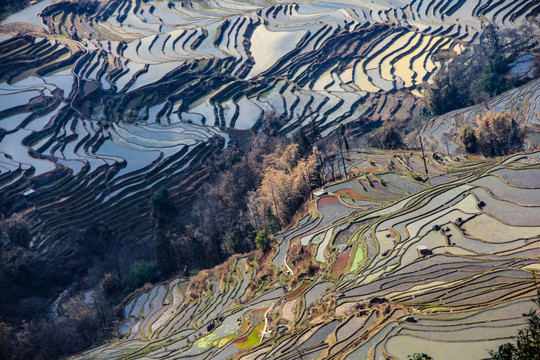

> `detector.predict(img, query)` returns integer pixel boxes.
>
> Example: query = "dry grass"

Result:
[308,293,338,321]
[287,242,320,289]
[244,246,278,300]
[186,257,235,301]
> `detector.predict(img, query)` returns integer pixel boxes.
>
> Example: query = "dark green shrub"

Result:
[481,54,511,96]
[150,188,176,226]
[460,125,478,153]
[123,261,159,292]
[425,75,467,116]
[254,229,269,251]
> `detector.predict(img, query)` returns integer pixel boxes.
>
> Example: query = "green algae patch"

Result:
[232,322,265,350]
[217,335,235,348]
[349,243,366,272]
[422,306,447,313]
[194,333,217,349]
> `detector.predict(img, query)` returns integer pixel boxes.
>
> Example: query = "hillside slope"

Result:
[76,148,540,360]
[405,77,540,155]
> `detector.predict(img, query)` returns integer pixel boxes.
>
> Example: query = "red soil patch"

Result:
[250,308,268,325]
[332,248,352,278]
[356,168,378,173]
[251,307,269,315]
[285,281,312,300]
[355,163,378,172]
[318,196,340,207]
[334,188,364,200]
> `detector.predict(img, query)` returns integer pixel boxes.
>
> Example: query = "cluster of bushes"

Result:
[247,142,322,228]
[99,261,160,300]
[460,109,524,157]
[377,124,405,150]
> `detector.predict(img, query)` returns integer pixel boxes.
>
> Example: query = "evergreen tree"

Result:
[481,54,510,96]
[264,207,281,233]
[460,125,478,153]
[294,127,312,157]
[310,118,321,142]
[254,229,270,251]
[150,188,177,227]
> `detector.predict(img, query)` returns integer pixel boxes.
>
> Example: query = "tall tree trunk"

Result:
[270,183,282,226]
[418,135,429,175]
[337,134,348,178]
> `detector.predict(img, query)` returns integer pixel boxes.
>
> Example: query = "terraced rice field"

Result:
[74,149,540,359]
[406,77,540,155]
[1,0,538,253]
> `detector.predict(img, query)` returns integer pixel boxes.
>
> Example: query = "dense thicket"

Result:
[475,110,524,157]
[460,109,524,157]
[152,133,323,278]
[248,142,322,227]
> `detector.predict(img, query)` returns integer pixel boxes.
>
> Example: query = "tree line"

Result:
[149,130,325,280]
